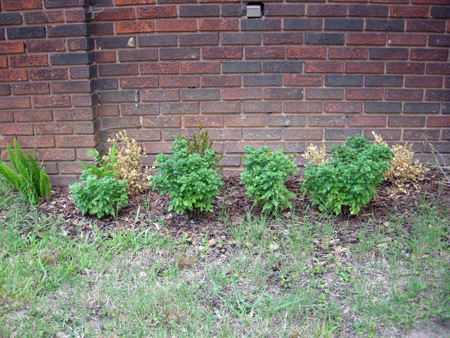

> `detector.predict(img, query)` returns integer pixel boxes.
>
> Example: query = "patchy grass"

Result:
[1,176,450,337]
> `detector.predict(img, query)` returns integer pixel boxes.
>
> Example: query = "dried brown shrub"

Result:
[302,143,328,165]
[107,130,149,196]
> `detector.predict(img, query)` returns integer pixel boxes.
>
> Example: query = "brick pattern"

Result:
[0,0,449,182]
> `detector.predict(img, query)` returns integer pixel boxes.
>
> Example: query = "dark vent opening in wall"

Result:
[247,2,264,18]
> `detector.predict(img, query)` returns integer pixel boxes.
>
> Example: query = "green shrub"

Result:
[241,146,298,214]
[0,138,51,205]
[152,138,222,214]
[69,147,128,219]
[301,135,393,215]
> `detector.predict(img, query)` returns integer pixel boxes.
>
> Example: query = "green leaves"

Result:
[78,145,117,178]
[241,146,298,215]
[152,139,223,215]
[301,135,393,215]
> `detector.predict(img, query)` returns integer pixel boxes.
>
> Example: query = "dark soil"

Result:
[36,168,450,249]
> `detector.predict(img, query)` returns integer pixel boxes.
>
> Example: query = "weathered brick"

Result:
[99,117,140,130]
[324,102,363,113]
[244,129,282,140]
[140,62,178,74]
[285,74,323,86]
[363,129,401,141]
[137,6,177,19]
[366,19,404,31]
[156,19,197,32]
[268,115,305,127]
[199,18,239,31]
[202,47,242,59]
[225,141,264,154]
[405,76,443,88]
[121,103,159,116]
[222,4,243,17]
[185,116,223,128]
[160,48,200,60]
[222,88,261,100]
[263,61,302,74]
[243,101,282,113]
[204,129,242,141]
[325,128,361,140]
[267,142,305,153]
[92,23,114,36]
[284,19,322,30]
[3,0,42,10]
[325,75,363,86]
[241,19,281,31]
[52,81,91,93]
[245,47,285,59]
[325,19,364,31]
[97,36,136,49]
[427,63,450,75]
[348,116,386,127]
[0,13,23,25]
[389,116,426,127]
[387,33,427,46]
[37,149,75,162]
[181,88,220,101]
[429,34,450,47]
[161,102,198,115]
[266,4,305,16]
[411,49,448,61]
[29,68,67,81]
[365,75,404,87]
[305,33,345,45]
[263,32,304,45]
[35,122,72,135]
[94,51,116,63]
[387,62,425,74]
[347,33,386,45]
[201,75,241,87]
[97,105,119,117]
[0,57,7,68]
[14,110,52,122]
[287,47,326,59]
[120,77,158,89]
[244,75,282,87]
[285,128,323,140]
[33,96,71,108]
[7,26,45,40]
[100,91,138,103]
[346,89,384,100]
[284,102,323,113]
[95,8,135,21]
[0,84,10,96]
[264,88,303,100]
[180,33,219,46]
[50,53,93,66]
[407,20,445,32]
[307,4,347,17]
[305,61,344,73]
[385,89,423,101]
[369,48,408,60]
[200,101,241,114]
[67,38,94,51]
[365,102,402,113]
[160,75,199,88]
[55,135,99,148]
[425,90,450,101]
[44,0,89,8]
[138,34,177,47]
[141,89,180,102]
[329,47,367,59]
[27,40,65,53]
[0,69,28,82]
[348,4,388,17]
[118,49,157,62]
[427,116,450,127]
[431,6,450,18]
[142,116,180,128]
[391,6,429,17]
[116,0,155,5]
[308,115,346,127]
[99,64,138,76]
[0,122,33,135]
[306,88,344,100]
[404,129,440,141]
[48,24,90,37]
[346,62,384,74]
[54,108,93,121]
[73,93,95,108]
[180,62,220,74]
[17,136,55,148]
[144,142,172,154]
[180,4,220,17]
[115,21,154,34]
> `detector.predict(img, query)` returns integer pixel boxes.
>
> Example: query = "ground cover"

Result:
[1,167,450,337]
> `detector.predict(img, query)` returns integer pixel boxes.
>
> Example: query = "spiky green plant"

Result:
[0,138,51,204]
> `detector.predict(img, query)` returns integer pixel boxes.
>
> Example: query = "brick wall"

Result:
[0,0,449,185]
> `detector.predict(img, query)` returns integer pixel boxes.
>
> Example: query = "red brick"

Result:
[0,57,7,68]
[347,33,386,45]
[324,102,363,113]
[73,95,93,108]
[201,75,241,87]
[52,81,91,94]
[116,0,155,5]
[156,19,197,32]
[427,63,450,75]
[160,75,199,88]
[38,149,76,161]
[387,33,427,46]
[97,105,119,117]
[55,135,99,148]
[243,129,281,141]
[24,10,63,24]
[180,62,220,74]
[405,76,443,88]
[29,68,67,80]
[199,129,241,141]
[390,6,429,17]
[348,115,386,127]
[284,129,323,140]
[144,142,172,154]
[57,162,82,175]
[35,122,72,135]
[200,101,241,114]
[140,62,178,74]
[27,40,65,53]
[0,123,33,135]
[243,101,282,113]
[199,19,239,31]
[115,21,154,34]
[2,0,41,10]
[33,96,71,108]
[9,55,47,68]
[307,115,346,127]
[73,121,94,134]
[141,89,180,102]
[96,8,135,21]
[387,62,425,74]
[363,129,401,141]
[284,102,322,113]
[245,47,285,59]
[346,62,384,73]
[427,116,450,127]
[225,142,264,154]
[411,49,448,61]
[54,108,93,121]
[329,47,367,59]
[202,47,243,59]
[142,116,181,128]
[185,116,223,128]
[16,136,55,148]
[287,47,326,59]
[222,88,262,100]
[0,97,31,109]
[388,116,426,127]
[137,6,176,19]
[0,42,25,55]
[11,83,49,95]
[120,77,158,89]
[305,61,344,73]
[385,89,423,100]
[407,20,445,32]
[346,89,384,100]
[94,51,116,63]
[412,0,449,3]
[0,112,13,123]
[225,116,266,127]
[307,4,347,17]
[285,74,323,86]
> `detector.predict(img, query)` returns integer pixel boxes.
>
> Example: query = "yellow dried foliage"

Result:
[107,130,149,196]
[303,143,328,165]
[373,132,428,194]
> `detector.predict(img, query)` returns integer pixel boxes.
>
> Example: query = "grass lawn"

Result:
[1,171,450,338]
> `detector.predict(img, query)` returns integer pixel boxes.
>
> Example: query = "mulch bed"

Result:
[36,168,450,248]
